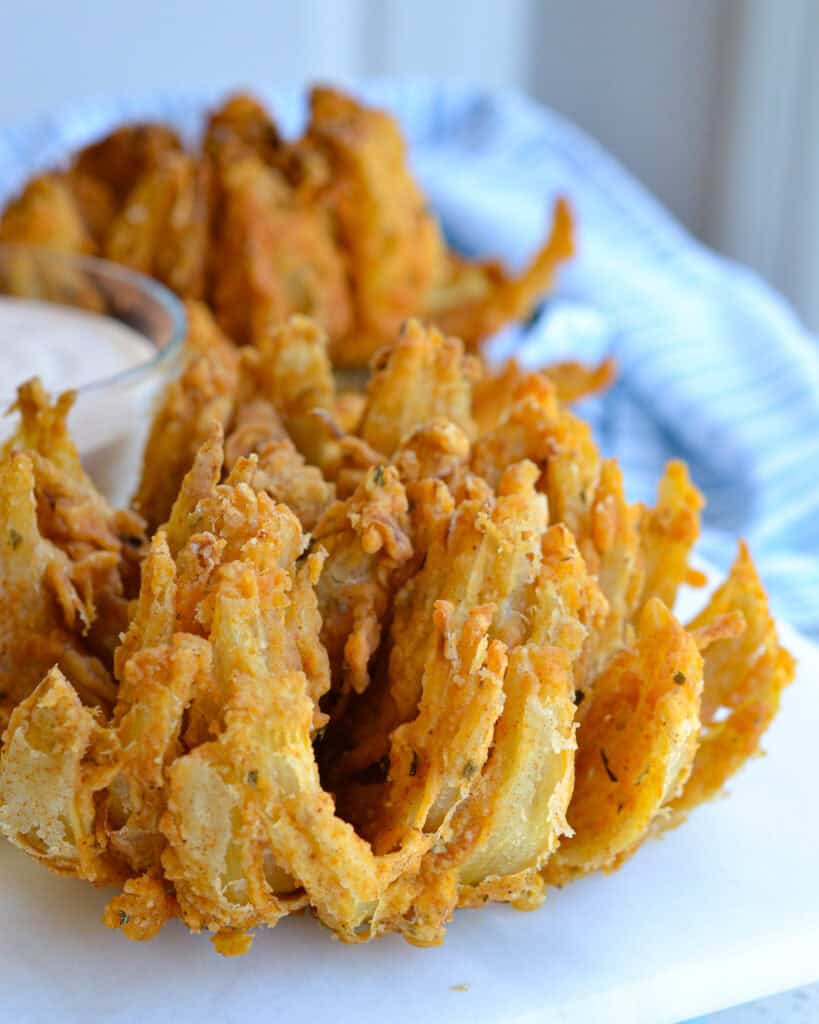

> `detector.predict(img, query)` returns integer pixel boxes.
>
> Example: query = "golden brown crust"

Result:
[303,86,446,366]
[71,123,184,201]
[106,153,211,299]
[473,357,616,435]
[0,175,103,308]
[0,382,145,718]
[103,875,179,942]
[312,464,412,703]
[424,196,574,348]
[638,460,704,613]
[0,667,122,882]
[547,599,703,883]
[359,319,479,457]
[203,93,283,167]
[0,88,575,367]
[543,357,617,405]
[132,303,240,531]
[208,154,352,346]
[241,314,337,463]
[0,95,795,952]
[664,543,794,826]
[0,174,93,253]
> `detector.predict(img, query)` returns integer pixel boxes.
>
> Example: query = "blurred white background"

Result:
[3,0,818,330]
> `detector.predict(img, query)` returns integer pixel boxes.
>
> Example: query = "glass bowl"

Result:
[0,244,186,504]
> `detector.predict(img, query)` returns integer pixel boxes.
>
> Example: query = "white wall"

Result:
[531,0,734,241]
[1,0,817,330]
[0,1,372,120]
[367,0,536,91]
[708,0,819,328]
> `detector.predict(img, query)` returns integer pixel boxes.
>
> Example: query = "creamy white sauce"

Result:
[0,296,154,394]
[0,296,166,504]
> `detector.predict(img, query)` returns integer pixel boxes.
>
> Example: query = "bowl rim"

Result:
[0,242,187,400]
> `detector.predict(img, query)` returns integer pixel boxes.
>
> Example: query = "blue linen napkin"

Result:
[2,80,818,635]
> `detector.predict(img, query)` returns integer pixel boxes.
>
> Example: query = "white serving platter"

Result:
[2,603,817,1024]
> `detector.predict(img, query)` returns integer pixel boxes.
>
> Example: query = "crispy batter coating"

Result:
[0,450,340,938]
[107,636,212,873]
[390,463,548,723]
[0,382,144,718]
[312,464,412,703]
[120,460,493,944]
[224,399,335,532]
[242,314,337,463]
[1,87,577,366]
[471,374,597,507]
[0,454,116,730]
[208,153,352,346]
[223,398,288,463]
[71,123,183,201]
[357,523,600,943]
[0,173,93,253]
[372,602,507,855]
[473,356,616,435]
[0,454,74,707]
[437,528,601,919]
[106,152,211,299]
[548,598,703,883]
[391,418,472,498]
[456,645,576,892]
[0,175,104,309]
[162,431,231,584]
[132,302,240,531]
[203,93,283,166]
[580,460,700,695]
[374,644,576,946]
[159,588,310,934]
[303,86,446,366]
[4,380,146,652]
[310,421,472,734]
[182,297,243,369]
[0,151,795,956]
[160,440,332,723]
[359,319,479,457]
[543,357,617,406]
[665,543,795,826]
[3,379,82,478]
[333,463,548,792]
[159,554,424,945]
[472,359,533,437]
[65,169,118,245]
[471,372,662,701]
[249,442,334,532]
[0,667,121,881]
[638,460,703,613]
[582,459,644,682]
[103,874,179,942]
[424,196,574,348]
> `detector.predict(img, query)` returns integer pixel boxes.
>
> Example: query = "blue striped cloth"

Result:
[2,81,818,636]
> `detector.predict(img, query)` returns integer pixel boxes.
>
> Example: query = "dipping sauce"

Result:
[0,295,173,504]
[0,296,155,392]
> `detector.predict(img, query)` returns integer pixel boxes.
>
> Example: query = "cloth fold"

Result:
[2,80,818,633]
